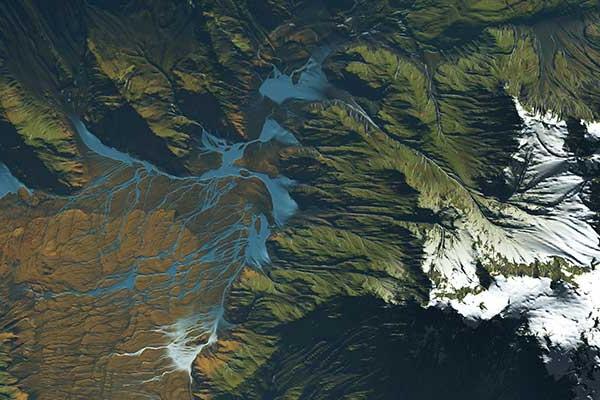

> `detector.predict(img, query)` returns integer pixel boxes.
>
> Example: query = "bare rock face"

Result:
[1,1,600,400]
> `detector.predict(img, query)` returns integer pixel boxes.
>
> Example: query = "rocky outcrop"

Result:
[191,4,600,399]
[0,1,599,399]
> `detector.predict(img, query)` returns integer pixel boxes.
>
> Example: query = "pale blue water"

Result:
[259,50,330,104]
[0,163,26,198]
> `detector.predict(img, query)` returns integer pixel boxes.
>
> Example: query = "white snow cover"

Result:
[424,99,598,296]
[422,224,479,292]
[441,272,600,352]
[440,270,600,380]
[584,121,600,140]
[425,98,600,375]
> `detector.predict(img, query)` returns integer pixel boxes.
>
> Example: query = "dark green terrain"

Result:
[0,1,599,399]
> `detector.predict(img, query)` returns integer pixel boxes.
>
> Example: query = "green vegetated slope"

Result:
[0,1,87,192]
[405,0,596,43]
[192,2,600,399]
[0,0,596,188]
[0,0,599,398]
[0,0,316,191]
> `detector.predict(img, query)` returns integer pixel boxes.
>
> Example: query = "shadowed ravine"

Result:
[0,61,324,399]
[1,7,600,397]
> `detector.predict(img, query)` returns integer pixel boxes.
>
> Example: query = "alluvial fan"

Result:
[0,116,297,398]
[1,1,600,400]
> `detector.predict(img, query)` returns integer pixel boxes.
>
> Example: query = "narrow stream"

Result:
[0,53,328,399]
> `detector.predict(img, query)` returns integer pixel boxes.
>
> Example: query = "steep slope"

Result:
[192,5,600,400]
[0,1,599,399]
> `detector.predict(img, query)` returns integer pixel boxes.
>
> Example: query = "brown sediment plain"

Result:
[0,154,272,399]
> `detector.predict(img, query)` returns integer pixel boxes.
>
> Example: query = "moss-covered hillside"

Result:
[0,1,599,399]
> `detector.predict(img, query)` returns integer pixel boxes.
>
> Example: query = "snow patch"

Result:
[426,99,598,293]
[440,270,600,378]
[583,120,600,140]
[425,98,600,378]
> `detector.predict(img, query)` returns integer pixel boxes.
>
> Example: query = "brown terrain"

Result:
[0,150,273,399]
